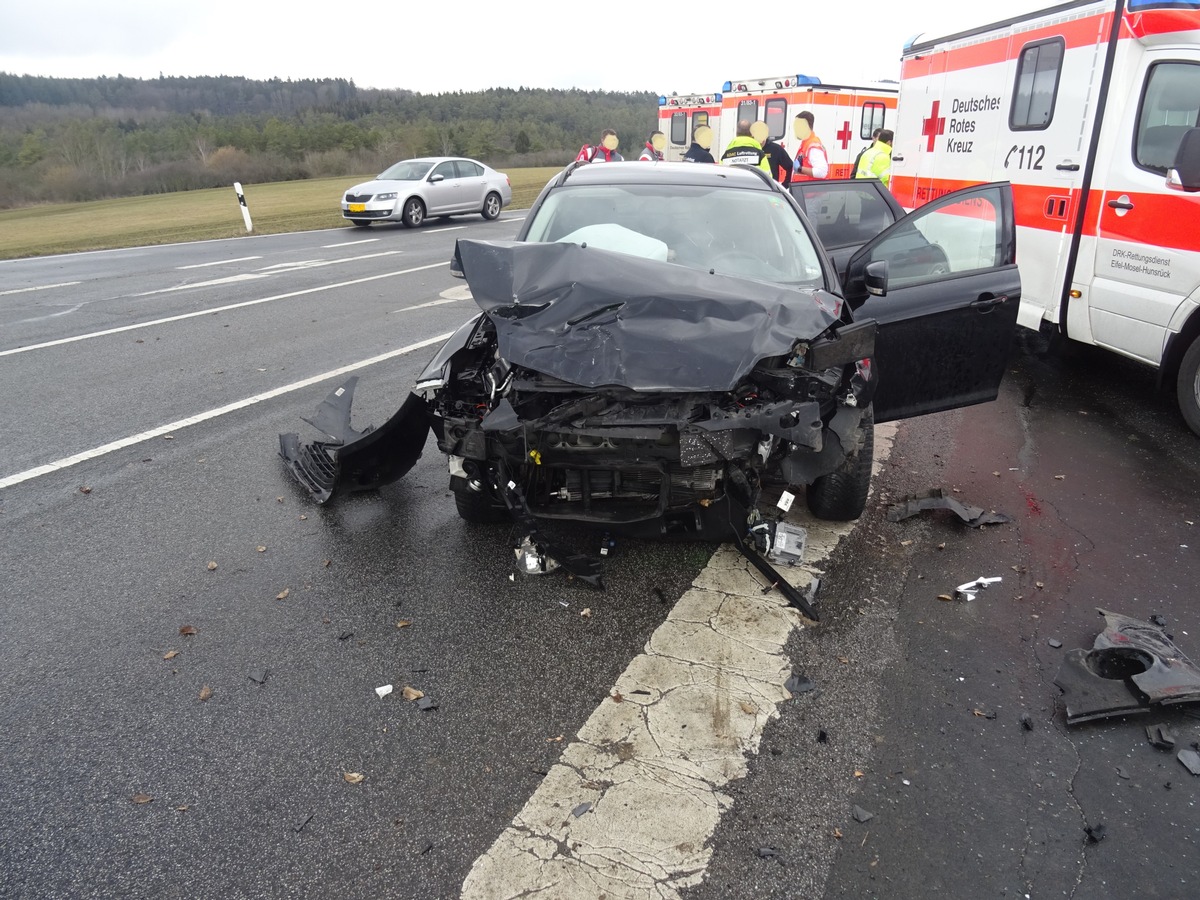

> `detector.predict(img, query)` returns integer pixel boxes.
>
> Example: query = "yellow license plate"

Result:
[348,203,366,213]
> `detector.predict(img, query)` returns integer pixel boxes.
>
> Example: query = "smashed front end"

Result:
[420,240,876,539]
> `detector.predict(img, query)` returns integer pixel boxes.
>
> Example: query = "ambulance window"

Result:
[1134,62,1200,174]
[737,99,758,124]
[1011,38,1063,130]
[861,103,886,139]
[670,111,688,146]
[765,99,788,140]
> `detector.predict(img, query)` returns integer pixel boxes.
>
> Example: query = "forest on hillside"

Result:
[0,74,658,208]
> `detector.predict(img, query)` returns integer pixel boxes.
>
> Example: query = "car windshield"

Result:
[377,160,435,181]
[524,183,826,286]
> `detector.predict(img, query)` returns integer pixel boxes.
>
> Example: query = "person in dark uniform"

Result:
[682,124,716,163]
[751,120,793,187]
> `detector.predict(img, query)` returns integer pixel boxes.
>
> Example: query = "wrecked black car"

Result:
[281,163,1019,556]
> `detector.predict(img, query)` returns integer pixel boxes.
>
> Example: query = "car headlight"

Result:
[375,192,397,201]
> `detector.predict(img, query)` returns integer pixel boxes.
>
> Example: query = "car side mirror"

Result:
[430,174,445,183]
[864,259,889,297]
[1167,127,1200,192]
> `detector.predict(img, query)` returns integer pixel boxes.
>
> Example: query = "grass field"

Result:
[0,167,561,261]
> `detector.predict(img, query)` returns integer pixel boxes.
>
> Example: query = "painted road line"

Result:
[0,332,454,491]
[425,226,468,234]
[322,239,379,248]
[176,257,262,269]
[0,261,448,358]
[141,250,407,294]
[0,281,82,296]
[463,424,897,900]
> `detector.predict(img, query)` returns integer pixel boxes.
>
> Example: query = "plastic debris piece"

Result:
[1179,749,1200,776]
[294,814,313,833]
[1146,724,1176,750]
[777,490,795,512]
[375,684,393,699]
[571,802,592,818]
[817,729,828,743]
[1150,615,1168,627]
[401,686,424,701]
[768,522,807,565]
[1085,822,1107,843]
[1048,638,1063,649]
[1116,766,1131,780]
[599,533,616,557]
[416,696,438,711]
[852,805,875,823]
[756,847,780,859]
[955,576,1002,602]
[248,668,269,685]
[886,488,1012,528]
[1020,713,1034,731]
[338,631,354,641]
[785,672,816,696]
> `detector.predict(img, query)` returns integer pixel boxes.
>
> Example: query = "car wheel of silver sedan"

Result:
[481,192,502,221]
[402,198,426,228]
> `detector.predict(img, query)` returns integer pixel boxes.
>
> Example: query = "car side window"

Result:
[432,161,458,181]
[864,191,1004,289]
[455,160,482,178]
[792,183,897,250]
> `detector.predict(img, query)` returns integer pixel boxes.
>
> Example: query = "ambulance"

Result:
[892,0,1200,433]
[657,91,724,162]
[719,75,898,177]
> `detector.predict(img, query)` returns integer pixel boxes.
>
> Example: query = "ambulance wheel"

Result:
[1177,336,1200,436]
[807,411,875,521]
[482,192,502,220]
[402,198,426,228]
[453,481,507,523]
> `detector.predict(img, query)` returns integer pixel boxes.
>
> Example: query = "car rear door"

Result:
[843,182,1020,423]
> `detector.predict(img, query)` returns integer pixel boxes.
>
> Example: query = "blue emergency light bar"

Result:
[722,74,820,92]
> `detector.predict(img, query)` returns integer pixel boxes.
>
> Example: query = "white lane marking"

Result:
[426,226,468,234]
[322,239,379,248]
[176,256,262,270]
[0,281,82,296]
[463,424,897,900]
[0,261,448,358]
[0,332,454,491]
[397,298,459,312]
[138,250,406,295]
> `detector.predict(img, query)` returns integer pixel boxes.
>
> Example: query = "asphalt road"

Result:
[2,217,1198,900]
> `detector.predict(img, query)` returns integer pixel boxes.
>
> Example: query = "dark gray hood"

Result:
[455,239,840,392]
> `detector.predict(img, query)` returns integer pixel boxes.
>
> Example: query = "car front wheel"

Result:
[806,410,875,521]
[481,192,502,221]
[402,198,426,228]
[1177,335,1200,436]
[453,481,508,523]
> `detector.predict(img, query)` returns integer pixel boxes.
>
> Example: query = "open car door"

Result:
[843,182,1020,424]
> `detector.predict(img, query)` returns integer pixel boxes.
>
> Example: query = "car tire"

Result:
[481,192,502,221]
[1177,335,1200,436]
[402,198,426,228]
[453,481,507,523]
[350,220,371,228]
[806,410,875,521]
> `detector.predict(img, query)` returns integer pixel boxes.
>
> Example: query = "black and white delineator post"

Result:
[233,182,253,232]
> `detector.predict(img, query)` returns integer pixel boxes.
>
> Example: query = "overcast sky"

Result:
[1,1,1052,95]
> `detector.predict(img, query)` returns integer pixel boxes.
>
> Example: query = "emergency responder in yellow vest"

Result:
[855,128,894,186]
[721,120,771,174]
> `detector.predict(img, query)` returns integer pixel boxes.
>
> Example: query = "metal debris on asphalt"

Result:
[1054,609,1200,724]
[886,488,1012,528]
[954,576,1002,601]
[767,522,807,565]
[1178,749,1200,776]
[1146,724,1177,749]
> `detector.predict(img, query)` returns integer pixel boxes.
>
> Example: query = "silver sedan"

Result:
[341,157,512,228]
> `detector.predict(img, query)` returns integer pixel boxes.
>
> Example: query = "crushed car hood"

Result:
[455,239,841,392]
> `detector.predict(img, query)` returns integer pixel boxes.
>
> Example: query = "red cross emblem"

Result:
[922,101,946,152]
[836,120,852,149]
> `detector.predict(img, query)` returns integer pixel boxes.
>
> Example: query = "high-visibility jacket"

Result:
[855,140,893,186]
[720,136,771,174]
[792,133,828,181]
